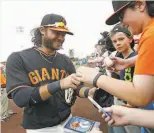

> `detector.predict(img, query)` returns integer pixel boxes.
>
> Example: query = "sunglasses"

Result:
[43,22,68,30]
[119,1,135,22]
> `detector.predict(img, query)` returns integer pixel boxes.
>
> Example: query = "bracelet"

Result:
[84,88,90,98]
[93,72,103,87]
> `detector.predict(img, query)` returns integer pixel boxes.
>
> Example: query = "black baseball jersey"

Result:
[6,47,76,129]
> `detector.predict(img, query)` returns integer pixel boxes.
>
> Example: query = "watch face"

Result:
[64,116,95,133]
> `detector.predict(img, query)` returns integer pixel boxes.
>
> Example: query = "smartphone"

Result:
[88,96,111,119]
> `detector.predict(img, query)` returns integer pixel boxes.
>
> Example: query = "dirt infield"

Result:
[1,98,108,133]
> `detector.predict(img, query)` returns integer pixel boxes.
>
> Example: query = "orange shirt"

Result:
[134,18,154,75]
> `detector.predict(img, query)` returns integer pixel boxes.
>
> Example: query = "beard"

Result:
[43,36,64,50]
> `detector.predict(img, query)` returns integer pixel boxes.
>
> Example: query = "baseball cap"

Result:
[106,1,133,25]
[100,31,109,37]
[98,31,109,45]
[98,33,116,52]
[111,24,135,48]
[110,24,132,37]
[98,38,105,45]
[40,14,73,35]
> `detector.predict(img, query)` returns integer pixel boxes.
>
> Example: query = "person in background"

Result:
[133,35,140,53]
[87,42,105,67]
[0,63,15,122]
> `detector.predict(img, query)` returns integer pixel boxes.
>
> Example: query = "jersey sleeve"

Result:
[6,52,32,98]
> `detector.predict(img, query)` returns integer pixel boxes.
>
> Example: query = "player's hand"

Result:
[60,73,81,89]
[76,66,100,86]
[101,105,131,126]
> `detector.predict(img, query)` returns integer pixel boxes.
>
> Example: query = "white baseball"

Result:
[104,57,114,67]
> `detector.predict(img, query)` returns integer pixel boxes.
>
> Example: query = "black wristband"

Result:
[84,88,90,98]
[47,81,61,94]
[93,72,103,87]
